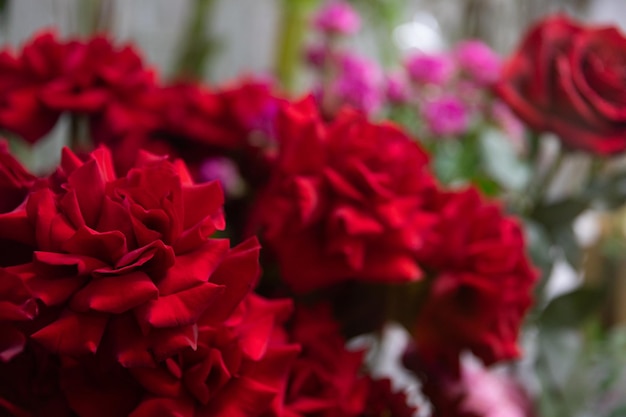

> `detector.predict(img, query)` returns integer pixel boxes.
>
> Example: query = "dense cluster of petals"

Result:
[254,98,438,294]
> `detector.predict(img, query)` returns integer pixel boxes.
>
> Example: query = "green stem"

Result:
[274,0,319,92]
[172,0,217,81]
[78,0,114,35]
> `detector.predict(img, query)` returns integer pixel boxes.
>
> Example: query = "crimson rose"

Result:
[4,147,259,364]
[498,15,626,154]
[415,188,537,369]
[254,98,438,294]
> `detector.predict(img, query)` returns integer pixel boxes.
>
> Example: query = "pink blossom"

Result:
[406,53,455,86]
[455,40,502,85]
[423,96,468,136]
[458,359,533,417]
[331,53,383,114]
[385,72,410,104]
[313,1,361,35]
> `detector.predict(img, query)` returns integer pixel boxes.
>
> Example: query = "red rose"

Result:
[0,32,66,143]
[415,188,537,369]
[63,294,299,417]
[272,304,368,417]
[40,36,155,114]
[498,15,626,154]
[0,32,157,147]
[5,147,259,364]
[253,98,438,294]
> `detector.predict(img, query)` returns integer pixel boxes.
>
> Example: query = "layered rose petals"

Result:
[271,304,368,417]
[497,15,626,154]
[414,188,537,369]
[254,98,438,294]
[0,32,156,145]
[3,147,259,365]
[126,294,299,417]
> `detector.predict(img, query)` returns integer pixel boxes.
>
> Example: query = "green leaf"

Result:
[433,136,480,185]
[539,287,604,329]
[479,128,531,191]
[531,198,589,232]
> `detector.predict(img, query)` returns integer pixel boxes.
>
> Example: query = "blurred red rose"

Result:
[415,188,537,370]
[0,32,66,143]
[0,32,157,145]
[498,15,626,154]
[4,147,259,364]
[254,98,438,294]
[271,304,368,417]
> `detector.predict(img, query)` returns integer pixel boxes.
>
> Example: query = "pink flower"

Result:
[423,96,469,136]
[455,40,502,86]
[313,1,361,35]
[385,73,409,105]
[331,53,383,115]
[458,358,533,417]
[406,53,454,86]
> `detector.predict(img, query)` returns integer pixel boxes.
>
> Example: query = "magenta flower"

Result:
[455,40,502,86]
[199,157,245,197]
[406,53,455,86]
[313,1,361,35]
[423,96,469,136]
[332,53,383,114]
[385,72,410,104]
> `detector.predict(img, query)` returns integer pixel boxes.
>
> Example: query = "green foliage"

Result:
[479,128,531,192]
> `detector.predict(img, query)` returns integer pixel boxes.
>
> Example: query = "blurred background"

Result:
[3,0,624,86]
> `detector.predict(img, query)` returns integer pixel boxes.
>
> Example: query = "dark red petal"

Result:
[136,282,224,329]
[32,312,108,355]
[202,237,260,325]
[157,239,230,296]
[70,271,158,314]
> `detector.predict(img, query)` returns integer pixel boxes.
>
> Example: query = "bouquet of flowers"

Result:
[0,2,625,416]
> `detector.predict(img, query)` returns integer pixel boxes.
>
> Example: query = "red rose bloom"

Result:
[271,304,368,417]
[0,32,66,143]
[254,98,438,294]
[96,78,283,181]
[129,294,299,417]
[40,36,155,114]
[5,147,259,363]
[0,32,157,146]
[498,15,626,154]
[415,188,537,369]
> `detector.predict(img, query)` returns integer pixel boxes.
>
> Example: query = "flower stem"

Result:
[274,0,320,92]
[172,0,218,81]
